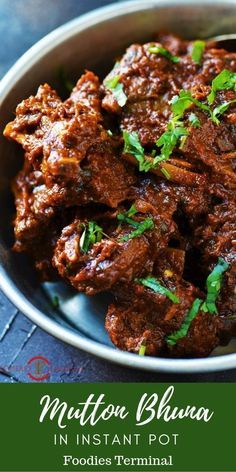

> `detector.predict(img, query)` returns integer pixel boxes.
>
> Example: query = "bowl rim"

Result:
[1,0,236,374]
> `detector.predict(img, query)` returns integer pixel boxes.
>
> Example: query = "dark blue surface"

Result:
[0,0,235,382]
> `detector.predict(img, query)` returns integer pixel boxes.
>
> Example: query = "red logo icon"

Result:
[27,356,50,381]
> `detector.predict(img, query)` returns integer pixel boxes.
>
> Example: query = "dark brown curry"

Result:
[4,33,236,358]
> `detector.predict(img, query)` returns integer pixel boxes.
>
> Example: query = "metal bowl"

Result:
[0,0,236,374]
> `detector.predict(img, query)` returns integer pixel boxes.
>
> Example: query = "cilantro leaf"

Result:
[211,99,236,124]
[208,69,236,104]
[105,75,127,107]
[52,295,60,309]
[188,112,201,128]
[137,276,180,304]
[123,131,152,172]
[149,45,180,63]
[171,89,211,119]
[166,298,203,346]
[117,205,154,241]
[171,90,194,118]
[139,344,146,356]
[119,218,154,242]
[201,258,229,314]
[171,88,234,126]
[155,121,189,162]
[191,40,205,65]
[79,221,103,253]
[121,204,138,219]
[160,167,171,179]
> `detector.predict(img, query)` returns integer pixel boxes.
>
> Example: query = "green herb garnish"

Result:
[137,276,180,304]
[171,89,211,118]
[191,40,205,65]
[166,298,203,346]
[201,258,229,314]
[117,205,154,242]
[188,112,201,128]
[119,218,154,242]
[171,88,234,126]
[208,69,236,104]
[105,75,127,107]
[117,205,154,241]
[122,129,176,176]
[118,204,138,219]
[52,295,60,309]
[211,99,236,124]
[79,221,103,253]
[139,344,146,356]
[154,120,189,163]
[161,167,171,179]
[123,131,152,172]
[149,45,180,63]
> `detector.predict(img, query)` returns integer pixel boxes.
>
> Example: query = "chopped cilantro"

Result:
[208,69,236,104]
[211,99,236,124]
[79,221,103,253]
[149,45,180,63]
[137,276,180,304]
[123,131,152,172]
[201,258,229,314]
[117,205,154,242]
[161,167,171,179]
[52,295,60,309]
[191,40,205,65]
[166,298,203,346]
[154,120,189,163]
[105,75,127,107]
[139,344,146,356]
[121,204,138,218]
[119,218,154,242]
[188,112,201,128]
[171,89,211,118]
[171,88,234,126]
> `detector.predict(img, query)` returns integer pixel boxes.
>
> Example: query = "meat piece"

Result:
[111,247,185,306]
[16,220,62,281]
[12,160,54,245]
[4,74,105,208]
[53,179,180,295]
[155,248,186,279]
[106,302,165,355]
[4,72,103,166]
[53,219,153,295]
[70,70,102,114]
[131,180,178,254]
[81,149,136,208]
[121,98,170,147]
[4,83,61,163]
[106,281,221,358]
[183,111,236,188]
[195,199,236,262]
[217,262,236,317]
[167,311,221,358]
[6,72,136,241]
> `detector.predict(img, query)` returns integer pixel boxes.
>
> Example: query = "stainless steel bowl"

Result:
[1,0,236,373]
